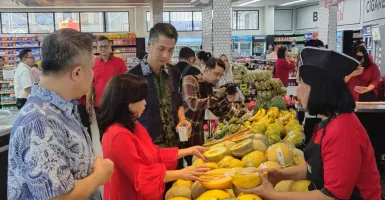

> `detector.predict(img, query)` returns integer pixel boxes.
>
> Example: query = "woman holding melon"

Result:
[97,73,210,200]
[240,47,382,200]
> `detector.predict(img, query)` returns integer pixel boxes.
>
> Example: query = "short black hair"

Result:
[305,39,324,48]
[98,73,148,134]
[41,28,95,75]
[179,47,195,60]
[353,40,366,48]
[0,56,4,61]
[98,36,109,42]
[137,51,148,60]
[299,65,355,116]
[149,23,178,43]
[197,51,212,63]
[352,46,372,68]
[19,49,32,61]
[277,46,287,59]
[206,57,226,70]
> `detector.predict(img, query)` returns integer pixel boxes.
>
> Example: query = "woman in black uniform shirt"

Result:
[241,47,382,200]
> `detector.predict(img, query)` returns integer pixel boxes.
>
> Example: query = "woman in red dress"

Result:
[240,47,382,200]
[98,73,210,200]
[274,46,296,87]
[345,46,380,102]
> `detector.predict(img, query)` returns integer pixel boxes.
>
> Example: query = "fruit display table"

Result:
[297,103,385,177]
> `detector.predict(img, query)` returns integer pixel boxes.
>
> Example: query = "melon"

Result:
[252,134,269,147]
[252,140,268,153]
[291,180,311,192]
[233,185,242,197]
[199,174,232,190]
[229,158,246,168]
[274,180,295,192]
[237,194,263,200]
[193,158,206,166]
[203,147,228,162]
[231,133,253,143]
[284,131,305,147]
[251,122,267,134]
[257,161,282,170]
[280,140,296,149]
[192,156,198,163]
[172,180,193,189]
[191,181,208,200]
[230,139,254,157]
[268,134,282,145]
[165,186,192,200]
[206,168,234,176]
[293,155,305,166]
[196,197,217,200]
[242,151,266,168]
[203,139,225,147]
[265,143,294,167]
[218,156,236,168]
[231,171,268,189]
[226,189,236,198]
[198,190,231,199]
[291,148,304,159]
[205,162,220,170]
[237,167,258,174]
[169,198,190,200]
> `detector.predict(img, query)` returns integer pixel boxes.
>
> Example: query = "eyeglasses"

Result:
[98,45,110,49]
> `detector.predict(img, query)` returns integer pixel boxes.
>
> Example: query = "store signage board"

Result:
[363,0,385,23]
[372,26,381,41]
[233,36,252,42]
[323,0,343,7]
[362,25,372,36]
[337,1,344,21]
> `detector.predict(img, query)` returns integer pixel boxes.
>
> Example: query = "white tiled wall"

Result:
[150,0,164,27]
[202,4,213,53]
[318,1,337,50]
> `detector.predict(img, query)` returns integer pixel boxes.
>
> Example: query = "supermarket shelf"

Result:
[0,81,12,83]
[0,91,14,94]
[0,46,40,49]
[0,41,36,43]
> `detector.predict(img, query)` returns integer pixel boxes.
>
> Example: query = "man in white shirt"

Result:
[14,49,35,109]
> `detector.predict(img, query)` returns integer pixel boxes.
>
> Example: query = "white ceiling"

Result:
[232,0,319,7]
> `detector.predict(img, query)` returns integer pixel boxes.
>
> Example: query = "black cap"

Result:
[300,47,360,79]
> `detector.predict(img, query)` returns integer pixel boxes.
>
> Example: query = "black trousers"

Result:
[16,98,27,110]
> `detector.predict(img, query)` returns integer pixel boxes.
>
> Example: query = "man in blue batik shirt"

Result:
[7,29,114,200]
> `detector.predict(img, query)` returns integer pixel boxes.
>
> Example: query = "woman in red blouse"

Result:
[97,73,210,200]
[345,46,380,102]
[240,47,381,200]
[273,46,296,87]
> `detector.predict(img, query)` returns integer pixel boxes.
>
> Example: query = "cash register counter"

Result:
[297,102,385,177]
[0,110,18,199]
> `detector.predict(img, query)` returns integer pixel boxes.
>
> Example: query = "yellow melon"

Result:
[199,174,232,190]
[203,139,225,147]
[203,147,228,162]
[199,190,231,199]
[242,151,266,168]
[205,162,220,170]
[172,180,193,189]
[252,139,268,153]
[237,194,263,200]
[291,180,311,192]
[193,158,206,166]
[218,156,236,168]
[274,180,295,192]
[169,198,190,200]
[252,134,269,147]
[231,171,268,189]
[231,133,254,143]
[230,139,254,157]
[165,186,192,200]
[191,181,208,200]
[265,143,294,167]
[257,161,282,170]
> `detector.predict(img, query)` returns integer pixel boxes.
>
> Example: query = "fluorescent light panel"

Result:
[280,0,308,6]
[237,0,261,7]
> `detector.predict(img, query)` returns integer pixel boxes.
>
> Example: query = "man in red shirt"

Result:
[86,36,127,113]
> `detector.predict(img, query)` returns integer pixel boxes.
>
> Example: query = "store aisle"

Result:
[90,108,104,197]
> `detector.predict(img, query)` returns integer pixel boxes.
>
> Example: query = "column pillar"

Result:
[202,4,213,53]
[264,6,275,35]
[318,0,338,50]
[379,25,385,74]
[150,0,163,27]
[212,0,232,58]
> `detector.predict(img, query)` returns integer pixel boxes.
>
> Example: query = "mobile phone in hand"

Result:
[354,86,363,92]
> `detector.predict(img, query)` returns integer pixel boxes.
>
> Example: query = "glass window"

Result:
[28,13,54,33]
[105,12,129,32]
[80,12,104,32]
[1,13,28,33]
[193,12,202,31]
[232,11,237,30]
[146,11,170,31]
[233,11,259,30]
[170,12,192,31]
[55,12,80,31]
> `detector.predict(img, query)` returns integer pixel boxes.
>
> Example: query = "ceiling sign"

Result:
[364,0,385,23]
[337,1,344,21]
[324,0,343,7]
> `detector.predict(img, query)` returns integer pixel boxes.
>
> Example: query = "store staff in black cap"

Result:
[240,47,382,200]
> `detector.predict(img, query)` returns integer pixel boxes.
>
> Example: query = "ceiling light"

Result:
[280,0,308,6]
[237,0,261,7]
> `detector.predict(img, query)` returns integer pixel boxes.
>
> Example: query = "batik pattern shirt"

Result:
[8,85,101,200]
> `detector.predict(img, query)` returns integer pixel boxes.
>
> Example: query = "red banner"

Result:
[324,0,343,7]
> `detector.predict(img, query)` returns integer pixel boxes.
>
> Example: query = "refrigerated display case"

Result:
[232,35,252,58]
[252,35,266,56]
[336,31,343,53]
[173,37,202,58]
[372,26,381,67]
